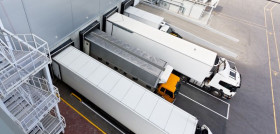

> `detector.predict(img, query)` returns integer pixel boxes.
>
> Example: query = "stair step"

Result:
[41,115,52,126]
[12,101,29,117]
[41,115,55,129]
[3,93,17,105]
[6,96,24,111]
[29,126,40,134]
[16,105,32,121]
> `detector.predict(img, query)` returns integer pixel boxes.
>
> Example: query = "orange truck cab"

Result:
[157,73,181,103]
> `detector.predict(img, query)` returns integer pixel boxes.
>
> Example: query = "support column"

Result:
[0,19,13,49]
[43,66,62,122]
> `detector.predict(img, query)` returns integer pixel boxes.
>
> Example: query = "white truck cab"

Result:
[205,57,241,98]
[106,13,242,99]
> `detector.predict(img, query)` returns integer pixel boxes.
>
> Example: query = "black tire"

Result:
[180,76,190,84]
[203,86,211,92]
[211,89,222,97]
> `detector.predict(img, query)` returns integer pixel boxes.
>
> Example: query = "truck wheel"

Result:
[203,86,211,92]
[180,76,189,84]
[211,90,222,97]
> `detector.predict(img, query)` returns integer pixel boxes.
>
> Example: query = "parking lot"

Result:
[54,1,280,134]
[138,1,280,134]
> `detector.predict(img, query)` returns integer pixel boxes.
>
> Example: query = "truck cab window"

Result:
[219,81,237,92]
[160,87,166,92]
[165,90,174,98]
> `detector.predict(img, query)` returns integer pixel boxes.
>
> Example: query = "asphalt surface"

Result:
[211,1,280,134]
[137,1,280,134]
[58,101,103,134]
[174,83,229,133]
[178,84,229,118]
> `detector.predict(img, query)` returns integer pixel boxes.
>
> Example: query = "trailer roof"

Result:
[53,46,198,134]
[125,6,164,26]
[86,29,167,75]
[107,13,217,66]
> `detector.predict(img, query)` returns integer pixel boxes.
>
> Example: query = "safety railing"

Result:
[40,108,66,134]
[0,28,51,97]
[144,0,219,8]
[19,77,60,132]
[0,76,59,133]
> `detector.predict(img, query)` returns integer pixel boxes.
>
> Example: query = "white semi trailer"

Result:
[124,6,182,38]
[52,46,212,134]
[105,13,241,99]
[84,29,181,103]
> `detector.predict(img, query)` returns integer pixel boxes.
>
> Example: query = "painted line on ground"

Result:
[60,97,106,134]
[264,2,278,134]
[179,92,229,119]
[186,83,230,105]
[213,12,266,30]
[139,2,239,42]
[71,92,82,102]
[270,4,280,71]
[81,102,126,134]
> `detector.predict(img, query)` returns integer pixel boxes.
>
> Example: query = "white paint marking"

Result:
[179,92,229,120]
[186,83,230,105]
[227,103,230,119]
[81,102,125,134]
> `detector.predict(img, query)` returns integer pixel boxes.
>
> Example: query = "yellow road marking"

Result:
[264,2,271,27]
[270,4,280,71]
[272,70,279,76]
[71,93,82,102]
[264,2,278,134]
[60,97,106,134]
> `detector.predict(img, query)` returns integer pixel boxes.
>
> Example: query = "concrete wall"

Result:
[0,0,122,51]
[0,108,25,134]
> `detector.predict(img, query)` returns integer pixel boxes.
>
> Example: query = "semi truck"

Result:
[105,13,241,99]
[124,6,182,38]
[83,28,180,102]
[52,45,212,134]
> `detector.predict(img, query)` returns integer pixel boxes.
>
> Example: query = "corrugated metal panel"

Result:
[53,46,198,134]
[85,29,167,88]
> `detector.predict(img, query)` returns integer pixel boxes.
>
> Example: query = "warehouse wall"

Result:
[0,108,24,134]
[0,0,122,50]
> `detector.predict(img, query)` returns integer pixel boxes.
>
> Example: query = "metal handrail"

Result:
[48,115,66,134]
[0,45,15,66]
[0,28,51,97]
[20,93,58,131]
[0,52,50,96]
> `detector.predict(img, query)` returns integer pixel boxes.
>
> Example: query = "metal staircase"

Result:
[0,27,65,134]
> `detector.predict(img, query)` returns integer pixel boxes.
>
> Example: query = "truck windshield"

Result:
[174,83,181,97]
[230,71,236,79]
[228,61,236,71]
[214,56,219,66]
[219,81,237,92]
[166,90,174,98]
